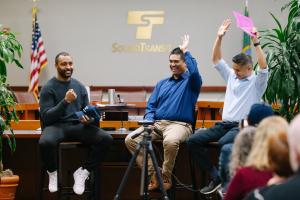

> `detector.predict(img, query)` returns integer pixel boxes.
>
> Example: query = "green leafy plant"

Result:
[261,0,300,121]
[0,25,23,177]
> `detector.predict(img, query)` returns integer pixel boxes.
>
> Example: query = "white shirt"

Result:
[215,59,268,121]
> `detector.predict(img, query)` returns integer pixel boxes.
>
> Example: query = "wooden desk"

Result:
[3,130,210,200]
[10,119,220,131]
[14,101,225,121]
[15,103,39,120]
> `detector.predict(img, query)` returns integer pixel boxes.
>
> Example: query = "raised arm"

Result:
[212,19,231,64]
[251,28,267,69]
[179,34,189,53]
[179,34,202,91]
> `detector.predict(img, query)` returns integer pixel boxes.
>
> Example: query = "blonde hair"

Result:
[230,126,256,177]
[245,116,289,170]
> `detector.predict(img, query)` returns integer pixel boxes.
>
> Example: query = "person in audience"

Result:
[244,130,293,200]
[220,103,274,189]
[224,116,288,200]
[229,126,256,178]
[255,114,300,200]
[187,19,268,194]
[125,35,202,190]
[39,52,113,195]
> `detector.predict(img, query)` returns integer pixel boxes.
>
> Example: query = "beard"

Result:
[58,67,73,79]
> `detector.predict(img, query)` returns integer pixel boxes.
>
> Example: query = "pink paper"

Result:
[233,11,255,37]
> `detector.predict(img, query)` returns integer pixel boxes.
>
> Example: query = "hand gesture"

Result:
[250,27,260,43]
[80,115,91,124]
[64,89,77,103]
[217,19,231,38]
[179,34,189,53]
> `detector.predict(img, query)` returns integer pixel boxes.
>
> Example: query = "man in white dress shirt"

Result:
[187,19,268,194]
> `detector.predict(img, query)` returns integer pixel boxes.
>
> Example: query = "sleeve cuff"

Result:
[62,99,70,105]
[184,51,191,57]
[257,67,268,74]
[214,59,226,68]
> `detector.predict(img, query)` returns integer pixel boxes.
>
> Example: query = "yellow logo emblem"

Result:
[128,11,164,40]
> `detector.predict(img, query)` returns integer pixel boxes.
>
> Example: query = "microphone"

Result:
[117,94,122,103]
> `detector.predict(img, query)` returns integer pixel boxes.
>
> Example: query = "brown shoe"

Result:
[148,173,159,191]
[162,174,172,190]
[148,173,172,191]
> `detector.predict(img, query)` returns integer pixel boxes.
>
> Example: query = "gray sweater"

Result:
[39,77,88,127]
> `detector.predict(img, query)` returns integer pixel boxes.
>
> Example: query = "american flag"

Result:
[28,12,47,99]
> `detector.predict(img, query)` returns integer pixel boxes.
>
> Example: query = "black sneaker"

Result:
[200,178,222,194]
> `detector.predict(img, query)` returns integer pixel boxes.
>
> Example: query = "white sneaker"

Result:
[73,167,90,195]
[47,170,58,193]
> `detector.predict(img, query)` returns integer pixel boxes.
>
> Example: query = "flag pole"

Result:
[242,0,252,56]
[32,0,38,17]
[29,0,48,100]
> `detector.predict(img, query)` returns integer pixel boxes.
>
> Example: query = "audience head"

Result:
[288,114,300,172]
[247,103,274,126]
[268,131,293,178]
[246,116,289,171]
[169,47,186,78]
[232,53,253,80]
[55,52,73,81]
[230,126,256,176]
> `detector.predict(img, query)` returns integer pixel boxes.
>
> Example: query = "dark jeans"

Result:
[39,122,113,172]
[187,121,239,178]
[219,143,233,189]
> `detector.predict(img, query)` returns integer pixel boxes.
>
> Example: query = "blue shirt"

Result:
[144,51,202,123]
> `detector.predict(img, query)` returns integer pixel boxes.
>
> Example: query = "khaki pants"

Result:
[125,120,192,180]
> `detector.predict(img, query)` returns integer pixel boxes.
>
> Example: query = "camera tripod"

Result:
[114,121,169,200]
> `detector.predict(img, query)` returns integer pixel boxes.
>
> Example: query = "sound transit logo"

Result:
[127,11,164,40]
[111,10,172,53]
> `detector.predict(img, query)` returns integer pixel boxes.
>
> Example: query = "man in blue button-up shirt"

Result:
[125,35,202,190]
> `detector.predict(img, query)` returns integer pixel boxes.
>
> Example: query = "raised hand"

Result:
[179,34,190,53]
[250,27,259,43]
[217,19,231,38]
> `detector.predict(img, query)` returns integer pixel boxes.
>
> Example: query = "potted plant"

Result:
[261,0,300,121]
[0,25,23,199]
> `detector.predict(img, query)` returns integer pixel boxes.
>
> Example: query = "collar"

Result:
[170,70,189,80]
[234,72,255,81]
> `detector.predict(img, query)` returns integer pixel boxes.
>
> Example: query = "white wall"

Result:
[0,0,288,87]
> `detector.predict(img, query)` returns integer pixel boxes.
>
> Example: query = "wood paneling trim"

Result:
[10,86,226,93]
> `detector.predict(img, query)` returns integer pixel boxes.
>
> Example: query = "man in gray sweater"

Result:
[39,52,112,195]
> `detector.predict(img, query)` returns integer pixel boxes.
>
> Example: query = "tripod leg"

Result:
[148,143,169,200]
[114,143,143,200]
[140,143,149,199]
[141,143,149,198]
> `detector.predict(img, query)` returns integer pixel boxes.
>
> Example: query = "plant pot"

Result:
[0,175,19,200]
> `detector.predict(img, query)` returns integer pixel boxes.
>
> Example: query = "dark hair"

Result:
[55,52,71,65]
[232,53,252,67]
[268,131,294,177]
[170,47,185,61]
[247,103,274,126]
